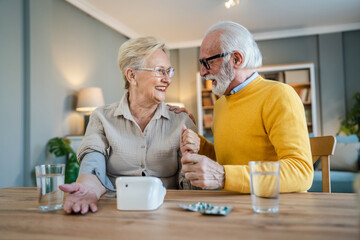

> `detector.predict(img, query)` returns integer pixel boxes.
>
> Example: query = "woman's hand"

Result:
[59,174,106,214]
[180,125,200,155]
[59,183,99,214]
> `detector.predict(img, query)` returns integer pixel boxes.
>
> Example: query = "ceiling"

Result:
[66,0,360,49]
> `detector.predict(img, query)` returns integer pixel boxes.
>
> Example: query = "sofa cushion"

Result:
[309,170,357,193]
[330,142,360,171]
[316,134,360,172]
[335,134,359,143]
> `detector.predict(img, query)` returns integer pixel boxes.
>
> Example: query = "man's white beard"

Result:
[203,60,235,97]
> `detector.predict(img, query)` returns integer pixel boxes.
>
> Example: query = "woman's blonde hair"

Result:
[118,37,168,89]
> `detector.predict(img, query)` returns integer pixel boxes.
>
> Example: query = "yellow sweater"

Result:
[199,76,313,193]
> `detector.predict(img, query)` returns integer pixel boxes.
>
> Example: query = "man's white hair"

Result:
[205,21,262,69]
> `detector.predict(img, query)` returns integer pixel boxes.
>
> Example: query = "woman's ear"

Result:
[232,51,244,69]
[125,68,137,86]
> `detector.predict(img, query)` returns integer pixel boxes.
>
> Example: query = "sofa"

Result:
[309,134,360,193]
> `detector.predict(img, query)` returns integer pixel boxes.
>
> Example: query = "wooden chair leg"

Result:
[321,156,331,193]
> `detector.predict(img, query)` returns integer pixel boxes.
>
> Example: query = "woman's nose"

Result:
[162,75,171,84]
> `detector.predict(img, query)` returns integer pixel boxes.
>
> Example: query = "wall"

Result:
[1,0,359,187]
[318,33,346,135]
[343,30,360,110]
[25,0,128,186]
[178,48,199,123]
[0,0,24,188]
[0,0,128,187]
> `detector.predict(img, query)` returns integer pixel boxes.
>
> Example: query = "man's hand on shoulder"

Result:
[167,104,196,125]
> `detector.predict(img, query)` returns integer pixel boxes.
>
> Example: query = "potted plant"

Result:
[47,137,80,184]
[338,92,360,138]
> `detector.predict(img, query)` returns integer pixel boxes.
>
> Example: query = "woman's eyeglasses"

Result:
[136,67,175,78]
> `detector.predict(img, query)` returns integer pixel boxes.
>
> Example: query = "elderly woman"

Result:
[60,37,199,214]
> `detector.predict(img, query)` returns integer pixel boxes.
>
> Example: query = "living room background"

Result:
[1,0,359,188]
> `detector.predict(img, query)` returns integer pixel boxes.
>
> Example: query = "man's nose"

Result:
[200,63,209,77]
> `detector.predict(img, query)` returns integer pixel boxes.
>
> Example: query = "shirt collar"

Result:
[114,92,169,120]
[153,101,170,120]
[229,72,259,95]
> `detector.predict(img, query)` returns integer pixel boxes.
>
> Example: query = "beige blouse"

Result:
[77,92,197,189]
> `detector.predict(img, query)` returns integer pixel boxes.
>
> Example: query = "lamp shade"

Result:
[76,87,105,112]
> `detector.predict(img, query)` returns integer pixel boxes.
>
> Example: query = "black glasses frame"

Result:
[199,51,234,70]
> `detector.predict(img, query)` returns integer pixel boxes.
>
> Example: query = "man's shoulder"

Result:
[260,79,293,93]
[260,78,285,87]
[259,79,301,106]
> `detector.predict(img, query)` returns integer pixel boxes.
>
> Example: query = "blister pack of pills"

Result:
[201,205,232,216]
[179,202,212,212]
[179,202,232,216]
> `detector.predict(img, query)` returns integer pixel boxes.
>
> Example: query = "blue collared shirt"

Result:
[229,72,259,95]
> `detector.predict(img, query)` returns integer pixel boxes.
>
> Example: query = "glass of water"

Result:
[249,161,280,214]
[35,164,65,211]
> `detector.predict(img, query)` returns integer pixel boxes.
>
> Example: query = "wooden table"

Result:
[0,188,358,240]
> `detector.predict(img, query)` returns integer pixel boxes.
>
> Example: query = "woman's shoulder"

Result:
[93,101,120,116]
[165,105,187,118]
[164,105,192,121]
[164,105,197,132]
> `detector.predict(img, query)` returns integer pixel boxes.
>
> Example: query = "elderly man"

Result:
[181,21,313,193]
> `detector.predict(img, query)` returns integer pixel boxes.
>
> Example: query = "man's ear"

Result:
[125,68,137,86]
[232,51,244,69]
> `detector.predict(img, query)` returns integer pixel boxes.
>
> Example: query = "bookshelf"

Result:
[196,62,319,140]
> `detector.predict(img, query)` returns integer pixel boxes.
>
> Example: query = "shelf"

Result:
[290,83,310,88]
[202,88,212,92]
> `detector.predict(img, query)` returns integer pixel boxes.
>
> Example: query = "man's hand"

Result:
[181,152,225,189]
[59,183,99,214]
[167,105,196,125]
[180,125,200,155]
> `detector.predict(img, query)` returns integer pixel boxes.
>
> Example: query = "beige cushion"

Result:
[329,142,360,171]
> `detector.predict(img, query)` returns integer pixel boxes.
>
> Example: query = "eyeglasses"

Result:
[136,66,175,78]
[199,51,234,70]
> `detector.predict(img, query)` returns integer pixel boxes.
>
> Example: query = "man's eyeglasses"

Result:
[199,51,234,70]
[136,67,175,78]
